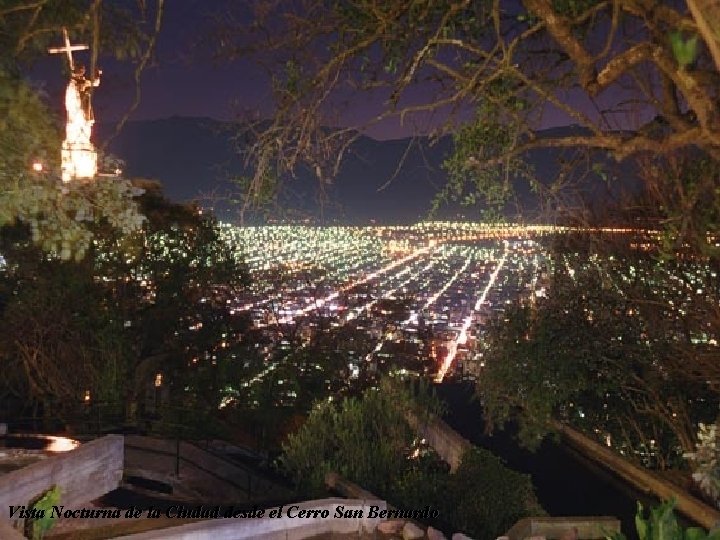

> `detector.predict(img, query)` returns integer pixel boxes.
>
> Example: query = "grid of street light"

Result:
[218,222,554,396]
[210,220,720,440]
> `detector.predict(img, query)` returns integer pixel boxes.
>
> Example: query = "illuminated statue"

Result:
[65,64,100,146]
[49,29,100,182]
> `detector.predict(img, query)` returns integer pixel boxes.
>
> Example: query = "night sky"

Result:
[33,2,368,131]
[20,0,659,224]
[24,0,660,220]
[35,2,264,127]
[32,1,654,140]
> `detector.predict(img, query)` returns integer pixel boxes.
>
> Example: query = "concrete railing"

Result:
[325,472,380,501]
[0,435,123,538]
[554,421,720,529]
[505,516,621,540]
[0,435,124,521]
[124,435,290,502]
[412,412,720,530]
[111,498,387,540]
[406,413,471,472]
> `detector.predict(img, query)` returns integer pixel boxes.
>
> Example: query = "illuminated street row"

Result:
[216,223,553,389]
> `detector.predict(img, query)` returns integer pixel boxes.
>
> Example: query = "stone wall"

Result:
[554,421,720,529]
[325,472,380,501]
[111,498,387,540]
[406,413,471,472]
[505,516,621,540]
[0,435,123,519]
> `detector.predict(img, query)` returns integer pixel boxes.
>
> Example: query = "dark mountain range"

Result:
[98,117,638,225]
[97,117,452,224]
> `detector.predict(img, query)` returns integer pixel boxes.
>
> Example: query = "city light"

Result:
[213,222,559,397]
[435,244,509,383]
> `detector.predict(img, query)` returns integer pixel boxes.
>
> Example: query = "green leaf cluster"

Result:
[551,0,602,18]
[28,486,61,540]
[477,240,718,460]
[0,183,253,431]
[669,32,699,69]
[607,500,720,540]
[652,157,720,261]
[437,103,532,221]
[280,379,426,495]
[393,447,545,539]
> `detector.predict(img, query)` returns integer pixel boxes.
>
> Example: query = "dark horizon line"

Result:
[98,114,587,144]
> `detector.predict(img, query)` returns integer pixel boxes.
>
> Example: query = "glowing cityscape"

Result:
[211,223,565,397]
[192,221,720,445]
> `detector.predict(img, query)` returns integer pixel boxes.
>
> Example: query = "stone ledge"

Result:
[505,516,620,540]
[0,435,124,521]
[0,518,25,539]
[110,498,387,540]
[555,421,720,529]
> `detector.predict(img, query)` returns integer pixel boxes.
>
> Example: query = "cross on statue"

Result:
[48,27,89,72]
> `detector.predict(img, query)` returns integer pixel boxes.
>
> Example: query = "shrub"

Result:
[607,499,720,540]
[26,486,61,540]
[684,423,720,507]
[447,448,545,539]
[281,381,543,537]
[280,382,418,496]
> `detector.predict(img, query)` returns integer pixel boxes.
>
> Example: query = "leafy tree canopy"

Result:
[0,180,254,431]
[478,234,720,468]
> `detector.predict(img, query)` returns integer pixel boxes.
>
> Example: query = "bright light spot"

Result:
[62,145,97,182]
[435,245,508,383]
[46,435,80,453]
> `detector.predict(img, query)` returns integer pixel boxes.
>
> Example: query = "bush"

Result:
[281,381,543,537]
[26,486,61,540]
[684,423,720,507]
[447,448,545,539]
[280,382,418,496]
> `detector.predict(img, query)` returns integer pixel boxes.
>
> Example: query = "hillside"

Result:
[98,118,637,225]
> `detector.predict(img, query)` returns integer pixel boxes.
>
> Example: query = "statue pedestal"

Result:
[61,140,97,182]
